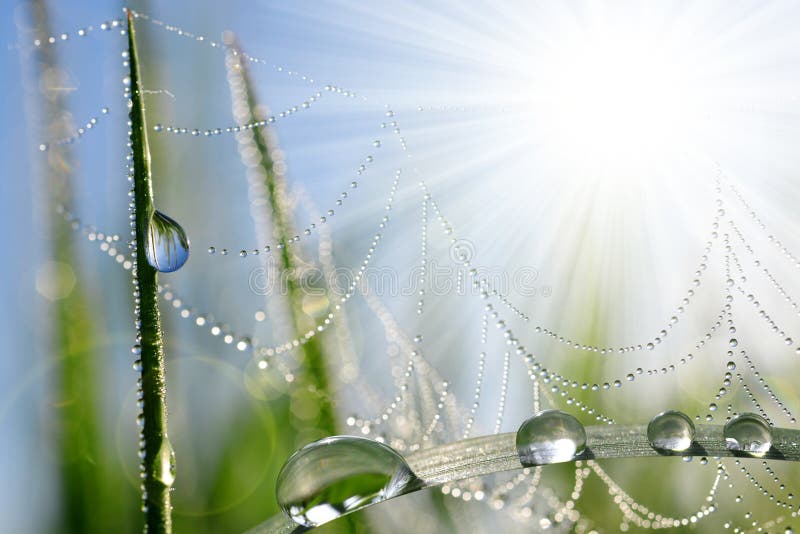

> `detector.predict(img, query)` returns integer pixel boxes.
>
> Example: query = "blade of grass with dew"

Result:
[222,36,364,533]
[249,422,800,533]
[224,39,337,435]
[127,10,174,533]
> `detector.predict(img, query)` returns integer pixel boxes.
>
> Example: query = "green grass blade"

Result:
[224,36,369,534]
[224,37,337,438]
[23,0,133,531]
[127,10,174,533]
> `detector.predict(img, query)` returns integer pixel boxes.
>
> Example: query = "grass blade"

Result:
[127,9,174,532]
[22,0,134,531]
[225,35,370,533]
[223,36,338,439]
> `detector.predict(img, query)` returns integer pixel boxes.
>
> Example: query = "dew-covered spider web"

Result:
[27,4,800,533]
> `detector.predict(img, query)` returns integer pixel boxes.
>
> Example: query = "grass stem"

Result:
[127,10,173,533]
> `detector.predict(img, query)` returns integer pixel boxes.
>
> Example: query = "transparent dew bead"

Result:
[515,410,586,466]
[276,436,420,527]
[724,413,772,457]
[153,437,176,487]
[144,210,190,273]
[647,410,695,452]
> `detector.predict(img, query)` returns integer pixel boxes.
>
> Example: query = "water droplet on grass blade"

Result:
[647,410,695,452]
[516,410,586,466]
[154,438,176,487]
[145,210,190,272]
[276,435,419,527]
[724,413,772,457]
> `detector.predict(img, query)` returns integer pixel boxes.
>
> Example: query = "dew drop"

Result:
[154,437,176,487]
[515,410,586,466]
[276,435,420,527]
[724,413,772,457]
[647,410,695,452]
[144,210,190,273]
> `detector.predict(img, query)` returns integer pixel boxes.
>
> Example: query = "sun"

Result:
[518,21,706,185]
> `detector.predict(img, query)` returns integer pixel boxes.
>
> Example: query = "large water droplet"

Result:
[153,437,176,487]
[516,410,586,466]
[144,210,190,273]
[276,435,420,527]
[724,413,772,457]
[647,410,695,452]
